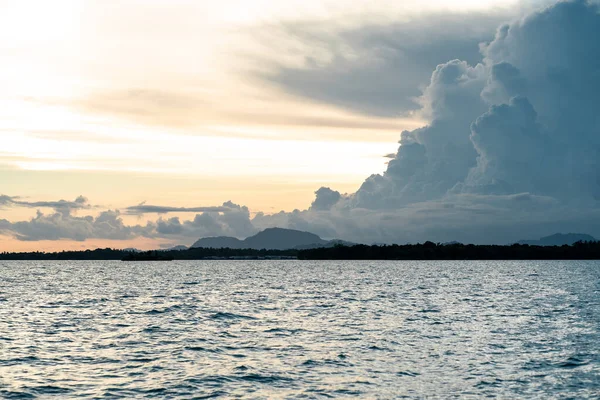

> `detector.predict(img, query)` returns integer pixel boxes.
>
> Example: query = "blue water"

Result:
[0,260,599,398]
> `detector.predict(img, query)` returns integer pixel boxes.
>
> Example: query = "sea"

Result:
[0,260,599,399]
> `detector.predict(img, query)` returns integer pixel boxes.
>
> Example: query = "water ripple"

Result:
[0,260,599,398]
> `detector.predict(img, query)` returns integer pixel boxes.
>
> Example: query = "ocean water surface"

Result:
[0,260,599,398]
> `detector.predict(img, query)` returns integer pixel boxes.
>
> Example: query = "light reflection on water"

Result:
[0,260,599,398]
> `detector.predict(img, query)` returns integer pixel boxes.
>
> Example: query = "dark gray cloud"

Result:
[310,187,342,211]
[349,60,487,208]
[124,203,230,215]
[465,96,552,196]
[0,209,152,242]
[134,201,257,239]
[252,192,584,245]
[473,0,600,201]
[0,195,91,215]
[257,12,507,116]
[156,217,184,235]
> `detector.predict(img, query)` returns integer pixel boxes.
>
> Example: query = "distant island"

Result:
[1,228,599,260]
[190,227,354,250]
[517,233,597,246]
[1,234,600,261]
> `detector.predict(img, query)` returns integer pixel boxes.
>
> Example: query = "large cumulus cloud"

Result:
[474,0,600,201]
[351,60,488,208]
[252,0,600,243]
[346,0,600,209]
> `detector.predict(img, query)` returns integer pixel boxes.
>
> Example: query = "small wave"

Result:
[367,345,389,351]
[144,305,183,315]
[556,356,590,369]
[39,301,71,308]
[334,389,363,395]
[397,371,420,377]
[305,357,352,367]
[263,327,286,333]
[338,334,361,341]
[141,387,167,395]
[0,390,35,399]
[522,360,552,371]
[209,312,257,320]
[142,326,166,333]
[3,356,39,364]
[218,332,238,338]
[236,373,292,384]
[31,385,73,395]
[186,376,235,385]
[263,327,303,334]
[475,379,504,388]
[185,346,223,354]
[302,389,336,398]
[191,391,228,399]
[128,357,157,363]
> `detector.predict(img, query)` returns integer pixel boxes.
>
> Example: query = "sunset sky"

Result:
[3,0,599,251]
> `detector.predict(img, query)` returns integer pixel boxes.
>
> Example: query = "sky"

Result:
[1,0,599,251]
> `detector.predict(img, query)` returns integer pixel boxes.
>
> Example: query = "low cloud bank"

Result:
[124,203,231,215]
[0,195,91,214]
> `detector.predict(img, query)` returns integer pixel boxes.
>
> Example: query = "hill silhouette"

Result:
[191,227,330,250]
[191,236,244,249]
[517,233,597,246]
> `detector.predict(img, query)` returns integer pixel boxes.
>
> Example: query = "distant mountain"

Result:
[243,228,327,250]
[191,236,243,249]
[163,245,188,251]
[517,233,597,246]
[191,227,348,250]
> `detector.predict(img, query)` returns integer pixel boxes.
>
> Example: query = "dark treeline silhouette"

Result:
[0,248,127,260]
[298,241,600,260]
[2,241,600,260]
[0,247,298,261]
